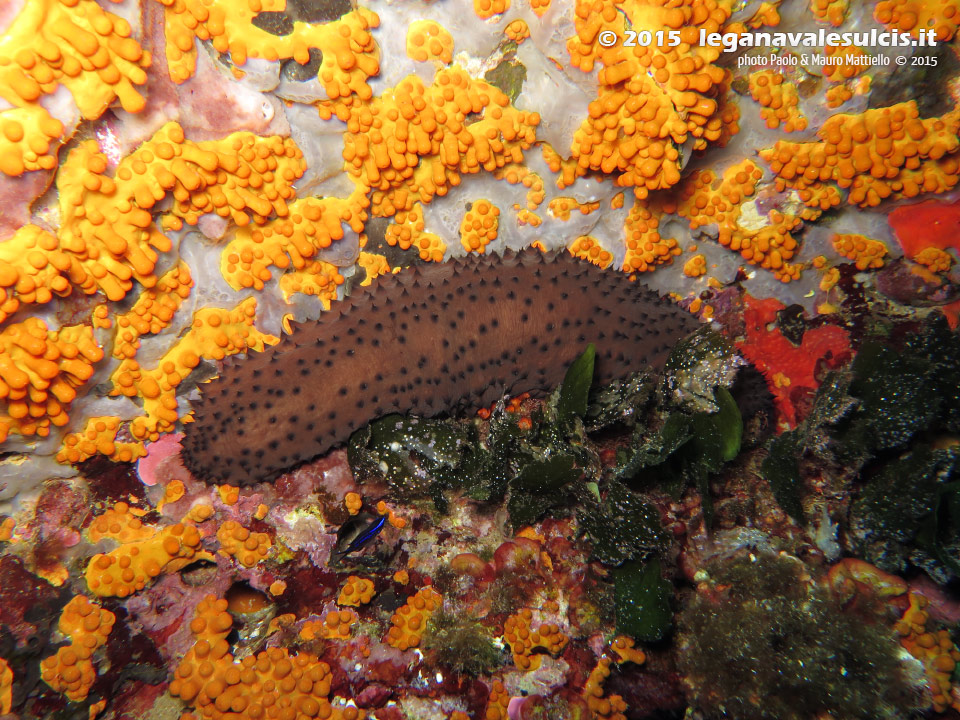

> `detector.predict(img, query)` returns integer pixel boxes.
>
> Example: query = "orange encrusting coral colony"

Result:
[831,233,889,269]
[812,0,849,25]
[385,586,442,650]
[338,575,376,606]
[1,121,304,320]
[502,608,569,670]
[158,0,380,95]
[406,20,455,65]
[333,66,540,218]
[570,234,615,267]
[582,637,646,720]
[39,595,115,702]
[300,608,360,641]
[216,520,272,567]
[0,318,102,443]
[98,297,278,458]
[85,501,152,544]
[566,0,734,198]
[460,199,501,253]
[0,0,955,466]
[896,593,960,713]
[170,595,365,720]
[385,202,447,261]
[0,0,149,176]
[85,504,212,598]
[760,101,960,208]
[822,43,871,107]
[748,70,808,132]
[0,657,10,715]
[874,0,960,39]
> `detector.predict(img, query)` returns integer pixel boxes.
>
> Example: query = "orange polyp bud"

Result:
[41,595,114,701]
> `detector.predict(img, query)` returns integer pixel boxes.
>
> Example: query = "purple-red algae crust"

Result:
[181,248,701,486]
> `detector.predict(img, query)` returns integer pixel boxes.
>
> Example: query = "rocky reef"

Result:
[1,0,960,718]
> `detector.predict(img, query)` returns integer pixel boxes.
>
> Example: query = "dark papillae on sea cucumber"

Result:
[181,248,703,485]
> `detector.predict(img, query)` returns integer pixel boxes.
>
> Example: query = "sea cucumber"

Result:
[181,249,703,485]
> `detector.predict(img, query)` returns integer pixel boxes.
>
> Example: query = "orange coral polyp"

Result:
[172,595,366,720]
[85,519,208,598]
[386,587,441,650]
[40,595,115,702]
[566,0,732,196]
[503,608,569,671]
[217,520,272,567]
[760,102,960,208]
[460,199,500,253]
[0,319,103,443]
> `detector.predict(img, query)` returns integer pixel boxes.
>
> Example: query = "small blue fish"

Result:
[333,512,387,559]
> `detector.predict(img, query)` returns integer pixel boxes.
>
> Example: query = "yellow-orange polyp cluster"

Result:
[0,319,102,443]
[566,0,733,198]
[85,520,207,598]
[217,520,272,568]
[0,0,150,176]
[386,587,442,650]
[40,595,115,702]
[171,595,366,720]
[460,199,500,253]
[503,608,569,671]
[158,0,380,101]
[761,102,960,208]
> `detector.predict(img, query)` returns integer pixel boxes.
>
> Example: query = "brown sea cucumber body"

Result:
[181,249,702,485]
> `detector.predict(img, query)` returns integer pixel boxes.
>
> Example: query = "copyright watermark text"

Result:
[596,27,937,52]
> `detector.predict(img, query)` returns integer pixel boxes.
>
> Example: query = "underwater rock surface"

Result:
[1,0,960,718]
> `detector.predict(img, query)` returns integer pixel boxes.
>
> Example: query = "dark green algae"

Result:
[419,606,505,678]
[348,332,747,555]
[340,310,960,718]
[677,552,924,720]
[347,331,754,644]
[763,312,960,582]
